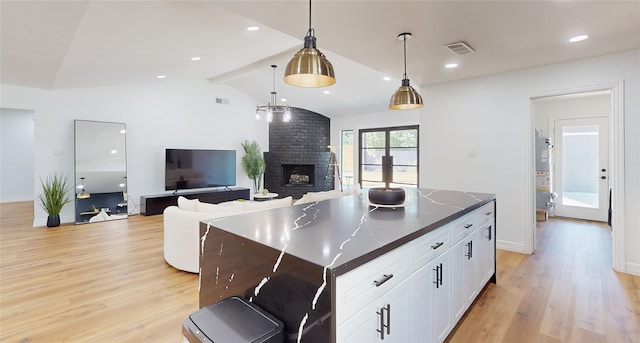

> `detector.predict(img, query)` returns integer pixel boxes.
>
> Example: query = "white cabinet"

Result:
[452,233,477,323]
[337,278,412,342]
[335,200,496,343]
[336,245,411,342]
[411,249,453,342]
[477,220,496,288]
[432,249,453,342]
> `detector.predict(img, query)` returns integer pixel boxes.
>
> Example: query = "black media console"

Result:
[140,187,250,216]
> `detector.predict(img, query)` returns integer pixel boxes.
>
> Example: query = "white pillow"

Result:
[177,196,199,211]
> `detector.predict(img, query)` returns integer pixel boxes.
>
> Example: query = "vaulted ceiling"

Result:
[2,1,638,117]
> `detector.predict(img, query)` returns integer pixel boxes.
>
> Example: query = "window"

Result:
[359,126,418,188]
[340,130,354,189]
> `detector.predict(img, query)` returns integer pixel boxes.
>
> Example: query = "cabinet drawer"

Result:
[477,201,495,226]
[335,245,410,326]
[451,212,477,242]
[411,225,451,272]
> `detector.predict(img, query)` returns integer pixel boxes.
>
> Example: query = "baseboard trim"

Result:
[1,196,34,203]
[33,215,75,228]
[625,262,640,276]
[497,240,527,254]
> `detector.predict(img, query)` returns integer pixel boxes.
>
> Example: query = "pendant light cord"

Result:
[403,34,408,80]
[308,0,312,35]
[272,65,276,93]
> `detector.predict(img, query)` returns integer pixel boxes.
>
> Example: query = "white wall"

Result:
[534,93,610,135]
[0,108,35,202]
[418,50,639,274]
[1,80,269,226]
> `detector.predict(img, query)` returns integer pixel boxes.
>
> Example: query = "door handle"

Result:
[600,176,607,179]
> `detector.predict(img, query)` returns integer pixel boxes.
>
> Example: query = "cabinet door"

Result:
[452,235,477,322]
[477,221,495,289]
[433,250,453,342]
[411,250,453,343]
[452,239,466,322]
[337,278,411,343]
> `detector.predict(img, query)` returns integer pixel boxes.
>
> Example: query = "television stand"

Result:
[140,187,250,216]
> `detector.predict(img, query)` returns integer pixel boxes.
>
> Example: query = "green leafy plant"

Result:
[38,173,72,215]
[241,140,266,193]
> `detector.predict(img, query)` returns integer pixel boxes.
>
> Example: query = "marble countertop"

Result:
[202,188,495,276]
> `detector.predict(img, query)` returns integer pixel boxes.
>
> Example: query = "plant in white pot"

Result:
[241,140,266,195]
[38,173,72,227]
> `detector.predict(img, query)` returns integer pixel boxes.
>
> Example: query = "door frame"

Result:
[524,81,625,272]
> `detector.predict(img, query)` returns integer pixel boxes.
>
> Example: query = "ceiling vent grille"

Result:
[444,41,475,55]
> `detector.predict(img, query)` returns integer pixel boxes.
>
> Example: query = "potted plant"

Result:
[38,173,72,227]
[241,140,266,194]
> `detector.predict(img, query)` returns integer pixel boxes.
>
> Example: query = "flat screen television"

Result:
[165,149,236,191]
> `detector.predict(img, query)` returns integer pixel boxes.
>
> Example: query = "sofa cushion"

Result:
[245,196,293,211]
[195,201,221,213]
[342,184,362,196]
[177,196,199,211]
[295,189,343,205]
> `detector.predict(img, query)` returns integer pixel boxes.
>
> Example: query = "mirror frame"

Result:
[74,120,128,224]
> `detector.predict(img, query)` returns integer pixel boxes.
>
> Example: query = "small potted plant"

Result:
[241,140,266,195]
[38,173,72,227]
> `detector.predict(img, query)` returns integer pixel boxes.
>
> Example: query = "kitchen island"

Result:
[199,188,496,342]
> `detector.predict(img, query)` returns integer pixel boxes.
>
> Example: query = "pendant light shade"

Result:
[256,65,292,122]
[389,32,423,110]
[284,0,335,88]
[77,177,90,199]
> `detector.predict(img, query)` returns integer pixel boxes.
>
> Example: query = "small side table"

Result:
[252,193,278,201]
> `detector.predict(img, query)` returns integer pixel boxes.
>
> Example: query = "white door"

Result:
[553,117,609,221]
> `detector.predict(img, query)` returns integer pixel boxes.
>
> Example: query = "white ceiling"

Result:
[1,1,639,117]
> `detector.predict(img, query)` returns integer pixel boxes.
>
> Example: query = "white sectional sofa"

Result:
[163,196,293,273]
[163,185,361,273]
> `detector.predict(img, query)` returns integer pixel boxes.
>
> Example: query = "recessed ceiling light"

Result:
[569,34,588,43]
[445,63,458,69]
[383,76,391,81]
[157,75,166,79]
[281,98,287,102]
[323,90,331,95]
[247,26,260,31]
[110,149,118,154]
[191,56,201,61]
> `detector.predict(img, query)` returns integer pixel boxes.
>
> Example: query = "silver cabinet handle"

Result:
[373,274,394,287]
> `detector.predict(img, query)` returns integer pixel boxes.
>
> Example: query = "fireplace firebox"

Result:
[282,164,315,186]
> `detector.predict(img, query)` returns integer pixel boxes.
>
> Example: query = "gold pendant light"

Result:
[284,0,335,88]
[389,32,423,110]
[77,177,90,199]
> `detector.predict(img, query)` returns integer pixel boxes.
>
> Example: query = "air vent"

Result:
[444,41,475,55]
[215,97,229,105]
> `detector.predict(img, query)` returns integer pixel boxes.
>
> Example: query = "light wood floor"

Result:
[1,202,638,342]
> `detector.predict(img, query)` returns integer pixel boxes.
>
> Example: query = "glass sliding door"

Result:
[359,126,418,188]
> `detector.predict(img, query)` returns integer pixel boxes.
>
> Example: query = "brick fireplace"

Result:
[264,107,332,199]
